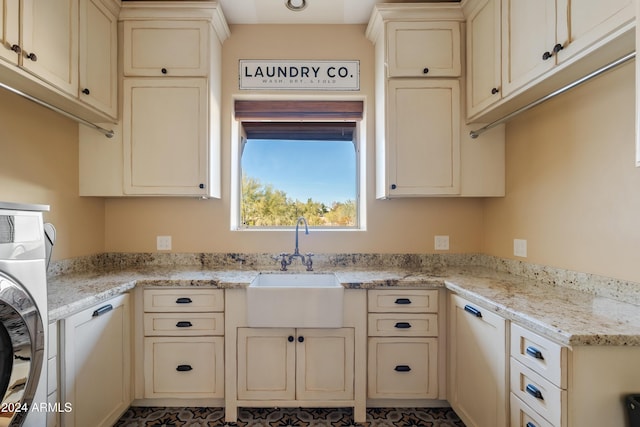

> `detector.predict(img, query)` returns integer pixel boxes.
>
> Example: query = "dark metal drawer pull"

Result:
[526,422,537,427]
[92,304,113,317]
[394,298,412,305]
[394,365,411,372]
[394,322,412,329]
[526,384,544,400]
[176,364,193,372]
[464,304,482,318]
[526,346,544,360]
[176,297,193,304]
[176,321,193,328]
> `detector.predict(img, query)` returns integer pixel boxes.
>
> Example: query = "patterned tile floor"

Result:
[113,407,466,427]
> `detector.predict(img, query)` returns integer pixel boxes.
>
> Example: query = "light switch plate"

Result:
[157,235,172,251]
[435,235,449,251]
[514,239,527,257]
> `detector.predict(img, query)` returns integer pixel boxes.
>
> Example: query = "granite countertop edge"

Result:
[47,266,640,347]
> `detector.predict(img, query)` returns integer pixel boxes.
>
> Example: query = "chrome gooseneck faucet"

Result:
[278,217,314,271]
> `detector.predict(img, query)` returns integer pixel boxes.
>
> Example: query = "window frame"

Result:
[230,97,367,231]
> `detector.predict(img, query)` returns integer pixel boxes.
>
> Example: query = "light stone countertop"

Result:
[47,264,640,347]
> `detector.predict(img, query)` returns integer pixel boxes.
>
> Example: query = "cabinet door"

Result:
[385,79,460,196]
[21,0,78,95]
[466,0,502,117]
[296,328,354,401]
[0,1,19,64]
[449,294,507,427]
[501,0,557,96]
[368,337,438,399]
[123,20,209,77]
[62,294,130,427]
[144,336,224,398]
[556,0,634,63]
[79,0,117,118]
[237,328,295,400]
[387,21,461,77]
[123,78,209,196]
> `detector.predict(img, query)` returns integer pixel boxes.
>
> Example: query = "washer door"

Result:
[0,272,44,427]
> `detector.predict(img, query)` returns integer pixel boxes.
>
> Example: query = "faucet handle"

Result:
[304,253,314,271]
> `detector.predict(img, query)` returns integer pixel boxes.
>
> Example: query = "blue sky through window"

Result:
[242,139,356,205]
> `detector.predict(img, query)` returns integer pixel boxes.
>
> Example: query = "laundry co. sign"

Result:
[239,60,359,91]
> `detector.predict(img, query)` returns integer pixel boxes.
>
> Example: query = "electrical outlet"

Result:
[514,239,527,257]
[434,235,449,251]
[157,235,172,251]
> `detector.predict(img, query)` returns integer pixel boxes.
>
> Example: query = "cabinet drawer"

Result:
[510,359,566,427]
[144,289,223,312]
[368,313,438,337]
[510,393,554,427]
[368,290,438,313]
[123,20,209,76]
[144,337,224,398]
[511,323,566,388]
[144,312,224,336]
[367,337,438,399]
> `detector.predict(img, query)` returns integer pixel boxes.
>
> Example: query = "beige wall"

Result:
[0,89,105,261]
[104,25,485,254]
[482,61,640,283]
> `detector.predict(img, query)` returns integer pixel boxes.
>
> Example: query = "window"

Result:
[232,100,365,229]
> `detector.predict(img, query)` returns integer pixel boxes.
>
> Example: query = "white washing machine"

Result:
[0,202,49,427]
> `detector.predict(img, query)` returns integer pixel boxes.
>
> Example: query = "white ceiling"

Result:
[216,0,458,25]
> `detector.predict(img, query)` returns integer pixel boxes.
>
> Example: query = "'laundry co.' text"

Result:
[239,60,359,91]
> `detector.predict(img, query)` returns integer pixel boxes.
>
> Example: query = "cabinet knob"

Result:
[553,43,564,54]
[288,336,294,342]
[394,298,412,305]
[394,365,412,372]
[25,52,37,62]
[199,183,205,189]
[176,364,193,372]
[176,321,193,328]
[175,297,193,304]
[394,322,412,329]
[491,87,499,95]
[10,44,21,54]
[161,68,168,74]
[423,67,429,74]
[391,184,397,190]
[298,336,304,343]
[82,88,90,95]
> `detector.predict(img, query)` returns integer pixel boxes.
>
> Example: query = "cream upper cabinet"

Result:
[499,0,634,106]
[385,79,461,196]
[237,327,355,402]
[123,77,209,196]
[20,0,78,95]
[0,1,20,64]
[79,0,118,118]
[386,21,461,77]
[79,2,230,197]
[449,293,508,427]
[368,4,505,198]
[501,0,558,96]
[123,20,209,77]
[61,294,131,427]
[556,0,634,64]
[465,0,502,117]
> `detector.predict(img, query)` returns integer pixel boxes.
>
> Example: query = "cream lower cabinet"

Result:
[142,288,224,400]
[237,327,354,401]
[449,293,508,427]
[367,289,442,401]
[60,293,131,427]
[225,288,367,424]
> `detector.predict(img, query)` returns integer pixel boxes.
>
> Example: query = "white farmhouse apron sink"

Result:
[246,273,344,328]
